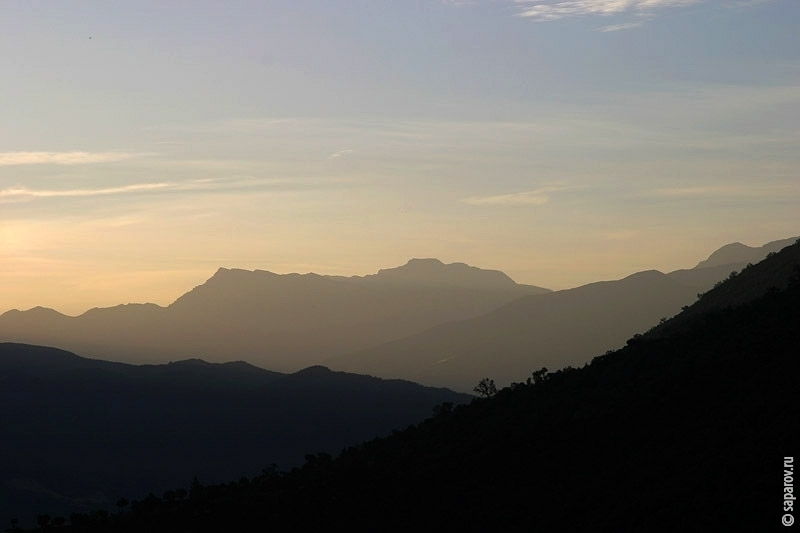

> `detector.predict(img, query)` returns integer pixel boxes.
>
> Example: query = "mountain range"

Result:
[21,236,798,531]
[0,259,548,372]
[693,237,796,268]
[0,344,471,526]
[0,237,795,393]
[330,238,798,390]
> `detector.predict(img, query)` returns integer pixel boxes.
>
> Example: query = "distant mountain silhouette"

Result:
[0,260,549,371]
[652,237,800,337]
[328,269,699,391]
[34,241,799,531]
[328,237,799,391]
[694,236,796,268]
[0,241,793,390]
[0,343,470,526]
[336,258,527,290]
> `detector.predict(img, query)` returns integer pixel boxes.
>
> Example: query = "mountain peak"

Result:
[622,269,667,282]
[168,358,211,366]
[695,237,798,269]
[647,238,800,341]
[371,258,518,289]
[405,257,445,267]
[0,306,69,321]
[295,365,333,376]
[209,267,275,279]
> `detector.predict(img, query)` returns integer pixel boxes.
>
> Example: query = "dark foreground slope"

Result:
[46,244,800,532]
[0,348,471,527]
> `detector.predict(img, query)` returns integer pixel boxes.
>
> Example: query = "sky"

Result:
[1,0,798,315]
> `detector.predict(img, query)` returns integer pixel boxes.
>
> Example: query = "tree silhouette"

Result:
[528,367,549,385]
[474,378,497,398]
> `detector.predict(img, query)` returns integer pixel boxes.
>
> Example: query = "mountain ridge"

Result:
[4,237,795,317]
[32,242,799,531]
[0,258,551,369]
[355,257,524,290]
[0,239,795,379]
[694,236,796,269]
[328,265,701,391]
[0,342,471,525]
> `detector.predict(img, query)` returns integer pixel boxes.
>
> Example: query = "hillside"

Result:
[651,237,800,337]
[0,345,470,527]
[330,270,700,391]
[41,240,800,532]
[329,237,798,392]
[694,236,796,268]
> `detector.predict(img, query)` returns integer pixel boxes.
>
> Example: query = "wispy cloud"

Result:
[0,151,146,166]
[328,149,354,159]
[0,183,170,199]
[460,185,576,206]
[0,176,357,203]
[515,0,702,22]
[599,20,646,32]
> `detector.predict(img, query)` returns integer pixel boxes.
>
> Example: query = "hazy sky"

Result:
[2,0,798,315]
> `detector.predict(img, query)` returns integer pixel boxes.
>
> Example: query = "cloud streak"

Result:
[0,175,358,203]
[515,0,702,22]
[328,149,354,159]
[0,183,171,199]
[460,185,576,206]
[599,20,646,31]
[0,151,146,166]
